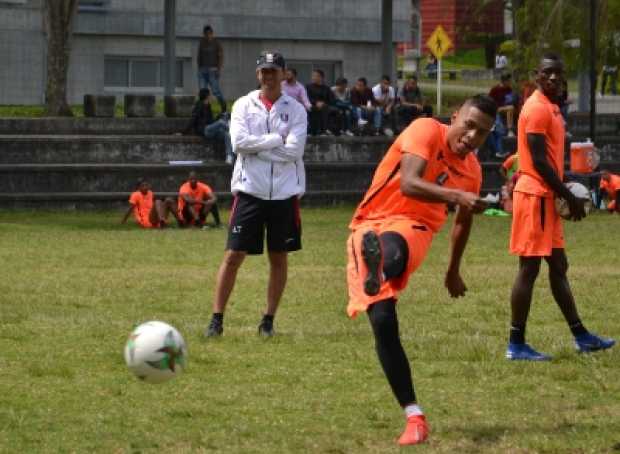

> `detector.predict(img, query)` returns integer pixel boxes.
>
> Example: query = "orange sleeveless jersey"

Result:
[350,118,482,233]
[514,90,565,198]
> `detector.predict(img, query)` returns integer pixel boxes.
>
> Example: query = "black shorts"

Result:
[226,192,302,255]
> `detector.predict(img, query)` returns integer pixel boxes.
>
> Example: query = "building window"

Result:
[78,0,110,12]
[104,57,184,88]
[287,60,339,86]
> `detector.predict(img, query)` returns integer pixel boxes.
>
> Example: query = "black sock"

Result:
[212,313,224,323]
[509,324,526,344]
[262,314,274,323]
[569,320,588,337]
[367,299,416,407]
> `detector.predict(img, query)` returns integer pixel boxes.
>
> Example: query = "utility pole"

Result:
[163,0,176,96]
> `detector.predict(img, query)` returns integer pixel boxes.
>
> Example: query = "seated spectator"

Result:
[185,88,234,164]
[372,75,396,136]
[488,73,517,158]
[121,179,178,228]
[397,76,433,129]
[306,69,338,136]
[177,171,222,228]
[350,77,382,135]
[489,73,516,136]
[425,55,438,79]
[331,77,355,136]
[600,170,620,213]
[281,68,312,111]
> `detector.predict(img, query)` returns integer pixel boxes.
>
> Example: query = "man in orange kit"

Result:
[599,170,620,213]
[346,94,495,445]
[507,54,615,361]
[121,179,178,228]
[177,171,222,228]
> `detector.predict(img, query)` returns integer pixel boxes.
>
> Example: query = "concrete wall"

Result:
[0,0,411,105]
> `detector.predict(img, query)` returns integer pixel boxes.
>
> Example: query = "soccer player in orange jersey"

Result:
[507,54,615,361]
[121,179,178,228]
[177,171,221,227]
[599,170,620,213]
[346,95,496,446]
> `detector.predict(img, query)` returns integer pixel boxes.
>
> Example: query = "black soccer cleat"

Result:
[361,230,382,296]
[258,318,275,337]
[204,318,223,338]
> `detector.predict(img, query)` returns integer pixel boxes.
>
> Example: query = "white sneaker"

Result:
[344,129,354,137]
[357,119,368,127]
[507,130,515,138]
[383,128,394,137]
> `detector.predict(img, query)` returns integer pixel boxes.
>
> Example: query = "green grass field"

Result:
[0,208,618,453]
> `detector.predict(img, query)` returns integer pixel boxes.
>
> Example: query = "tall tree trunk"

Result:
[44,0,78,116]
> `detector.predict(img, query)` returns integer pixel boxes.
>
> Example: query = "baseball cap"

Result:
[256,51,285,70]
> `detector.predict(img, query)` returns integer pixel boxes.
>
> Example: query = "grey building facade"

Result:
[0,0,411,105]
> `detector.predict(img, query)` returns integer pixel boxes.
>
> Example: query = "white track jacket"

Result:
[229,90,307,200]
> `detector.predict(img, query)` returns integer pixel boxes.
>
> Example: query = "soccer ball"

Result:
[554,181,593,220]
[124,321,187,384]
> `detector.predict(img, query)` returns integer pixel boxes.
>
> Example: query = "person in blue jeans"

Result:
[184,88,234,164]
[350,77,382,135]
[197,25,226,113]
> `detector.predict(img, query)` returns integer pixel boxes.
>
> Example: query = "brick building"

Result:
[419,0,504,54]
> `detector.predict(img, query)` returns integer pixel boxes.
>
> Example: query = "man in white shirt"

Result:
[372,75,396,136]
[205,51,308,338]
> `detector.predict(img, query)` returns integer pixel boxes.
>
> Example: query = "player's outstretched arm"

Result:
[445,206,473,298]
[400,154,487,211]
[528,133,585,220]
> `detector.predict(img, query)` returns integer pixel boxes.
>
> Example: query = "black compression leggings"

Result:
[367,298,416,407]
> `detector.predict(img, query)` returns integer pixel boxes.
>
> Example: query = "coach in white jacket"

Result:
[206,51,308,338]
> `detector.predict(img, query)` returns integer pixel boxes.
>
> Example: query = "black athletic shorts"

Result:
[226,192,302,255]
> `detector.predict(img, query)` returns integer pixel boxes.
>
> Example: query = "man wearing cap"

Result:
[205,51,308,338]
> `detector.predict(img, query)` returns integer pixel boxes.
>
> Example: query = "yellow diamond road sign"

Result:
[427,25,453,60]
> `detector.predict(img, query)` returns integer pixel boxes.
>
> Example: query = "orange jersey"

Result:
[514,90,565,198]
[350,118,482,233]
[129,190,154,227]
[600,174,620,200]
[502,153,519,179]
[178,181,213,214]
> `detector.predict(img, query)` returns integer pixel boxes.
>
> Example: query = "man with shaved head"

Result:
[506,53,615,361]
[345,94,496,445]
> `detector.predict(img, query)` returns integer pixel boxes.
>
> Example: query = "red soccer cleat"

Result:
[398,415,429,446]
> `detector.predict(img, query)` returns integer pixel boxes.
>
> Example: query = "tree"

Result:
[43,0,79,116]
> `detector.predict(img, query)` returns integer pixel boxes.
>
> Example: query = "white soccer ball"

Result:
[554,181,593,220]
[124,321,187,384]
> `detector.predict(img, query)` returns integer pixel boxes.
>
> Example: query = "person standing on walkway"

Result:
[197,25,226,113]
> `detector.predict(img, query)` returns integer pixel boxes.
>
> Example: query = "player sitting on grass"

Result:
[121,179,178,228]
[177,171,222,228]
[346,94,495,446]
[507,53,615,361]
[599,170,620,213]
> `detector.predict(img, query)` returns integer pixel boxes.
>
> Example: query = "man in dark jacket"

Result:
[306,69,337,136]
[197,25,226,113]
[350,77,382,135]
[185,88,233,164]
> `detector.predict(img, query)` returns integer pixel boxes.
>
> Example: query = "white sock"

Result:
[404,404,423,418]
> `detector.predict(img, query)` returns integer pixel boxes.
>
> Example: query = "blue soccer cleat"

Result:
[574,333,616,353]
[506,343,552,361]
